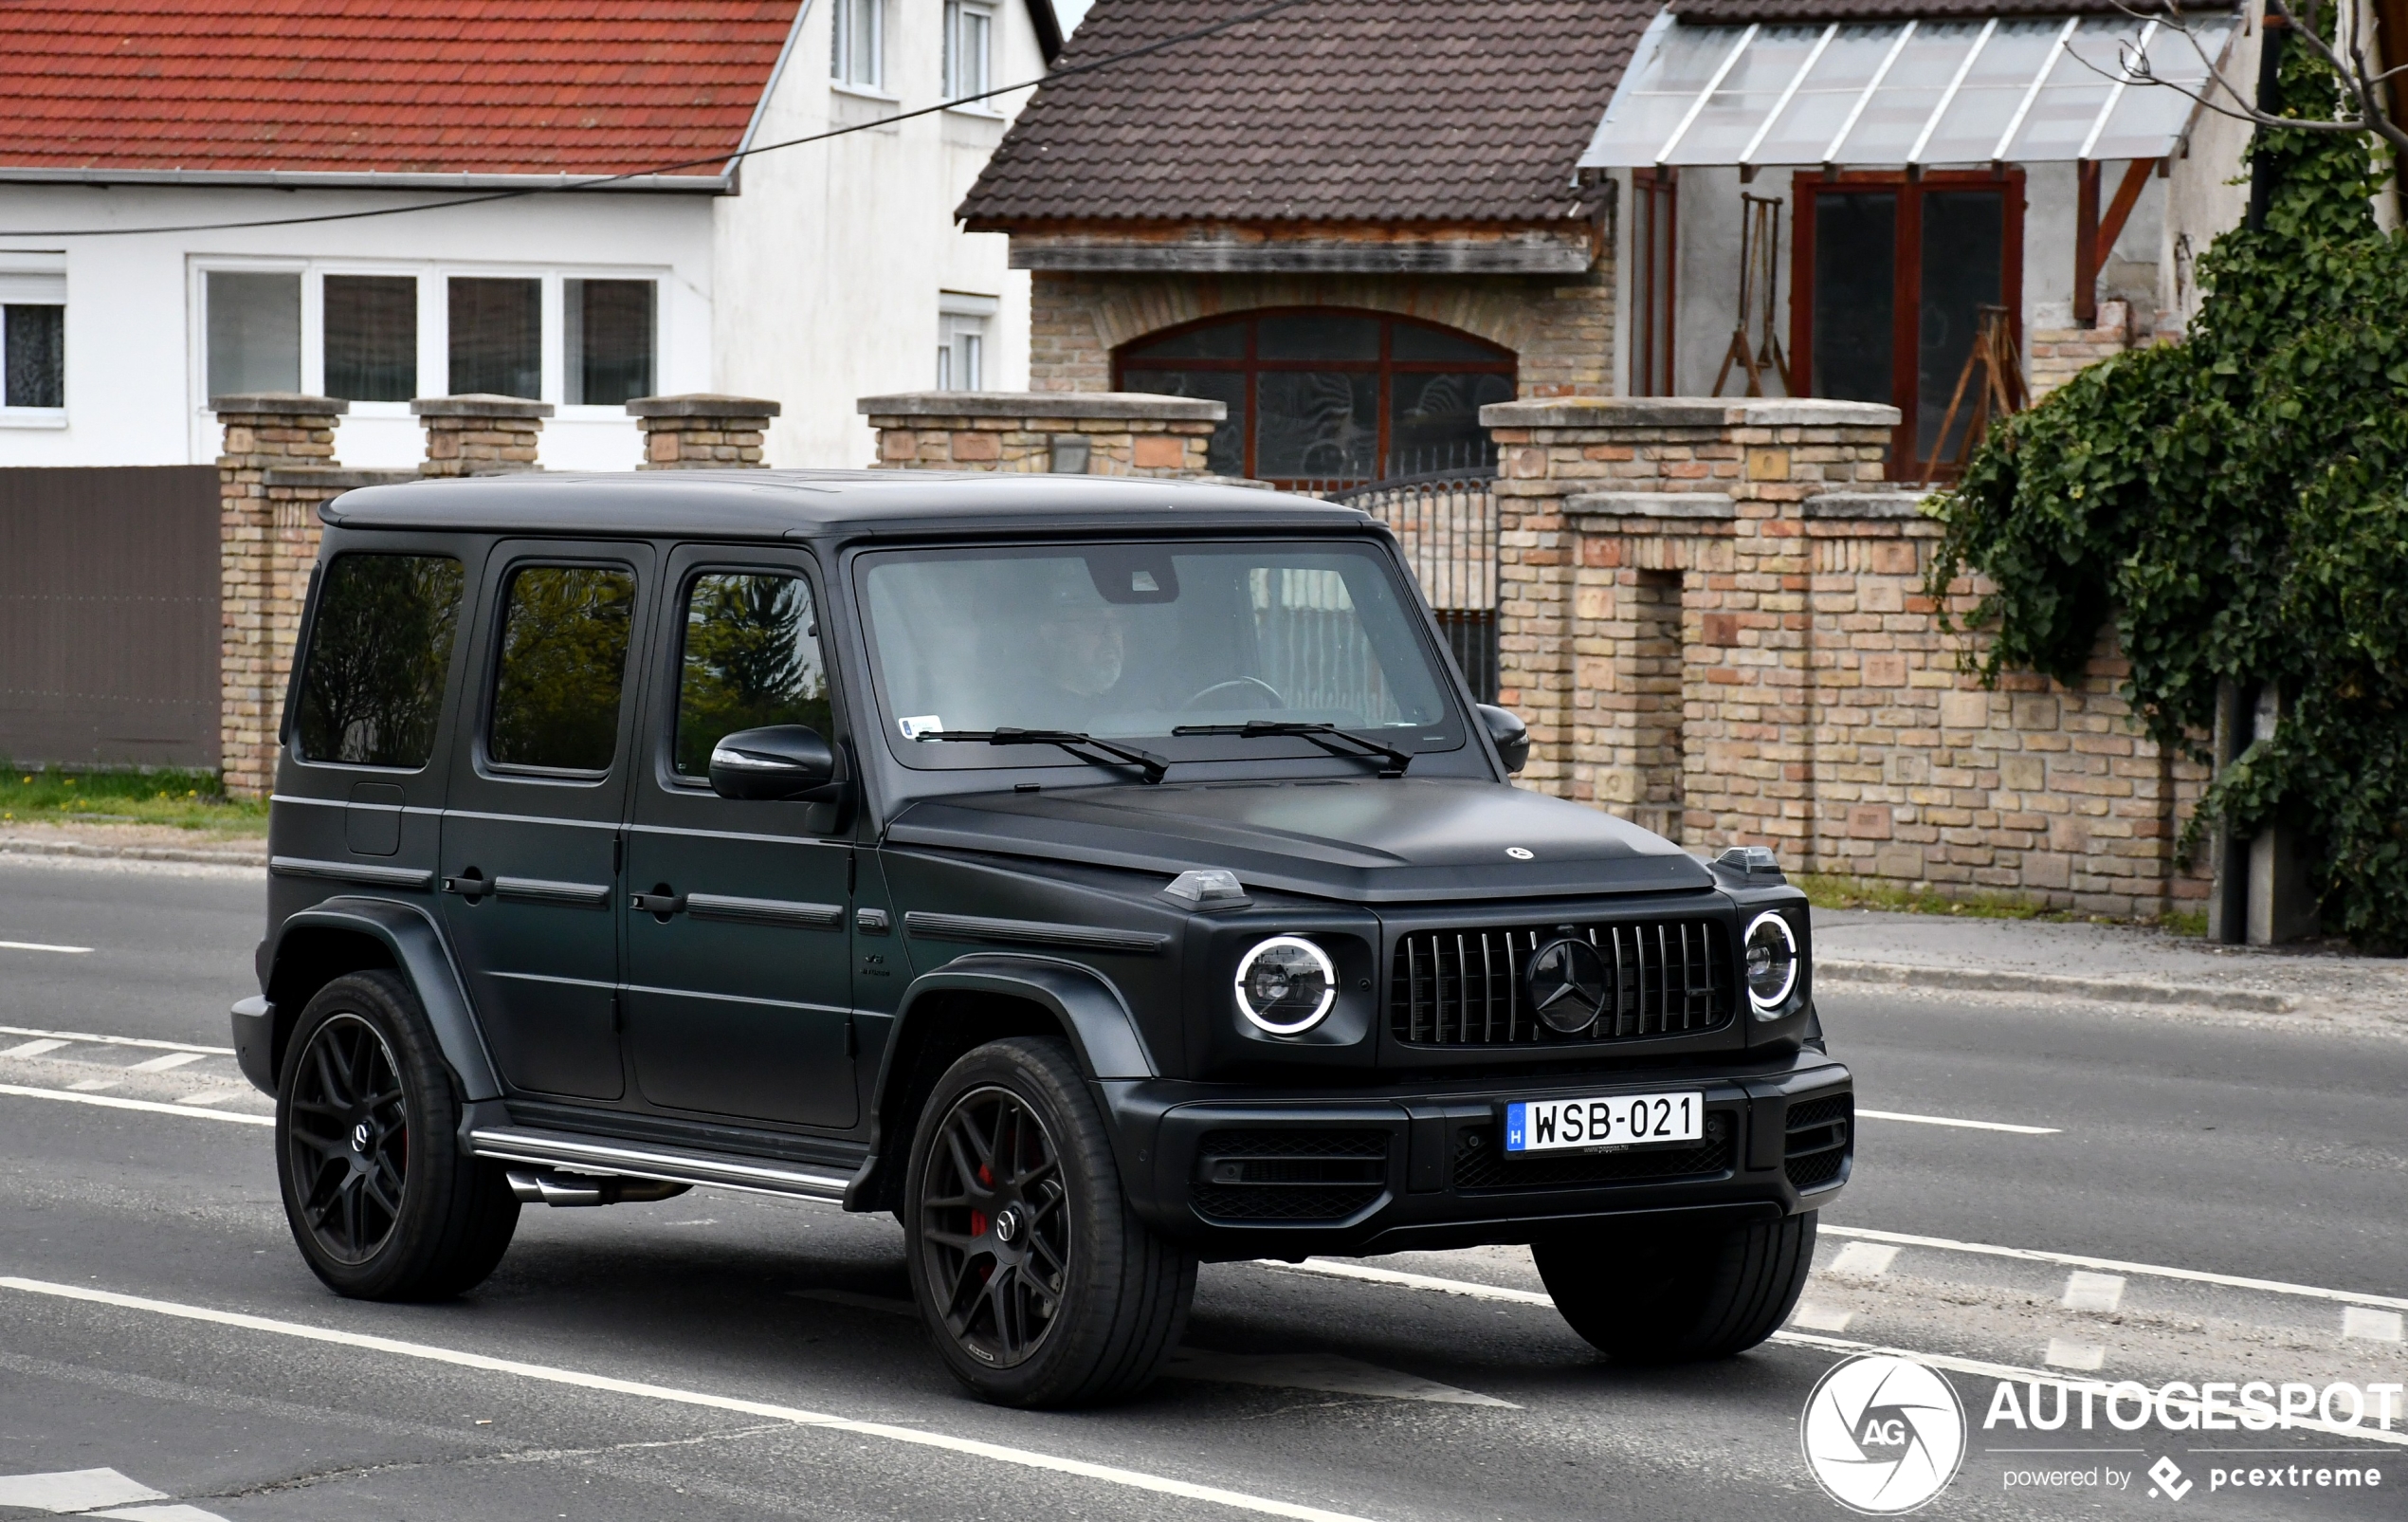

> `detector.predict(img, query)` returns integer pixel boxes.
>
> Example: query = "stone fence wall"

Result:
[860,392,1224,475]
[1482,396,2210,920]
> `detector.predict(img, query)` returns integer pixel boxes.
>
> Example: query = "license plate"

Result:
[1505,1091,1703,1154]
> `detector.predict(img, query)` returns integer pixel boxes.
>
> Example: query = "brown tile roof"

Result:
[958,0,1660,229]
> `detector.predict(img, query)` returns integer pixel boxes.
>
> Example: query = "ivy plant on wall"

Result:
[1925,45,2408,947]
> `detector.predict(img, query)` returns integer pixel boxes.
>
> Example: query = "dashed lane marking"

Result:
[0,1038,70,1059]
[2042,1339,2107,1371]
[1827,1242,1901,1279]
[1788,1303,1855,1333]
[1821,1225,2408,1312]
[0,1024,233,1056]
[1855,1109,2061,1135]
[0,940,93,955]
[2343,1307,2404,1343]
[2062,1272,2127,1313]
[124,1051,209,1074]
[0,1276,1387,1522]
[0,1083,272,1126]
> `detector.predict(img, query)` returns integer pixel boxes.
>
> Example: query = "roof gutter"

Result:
[0,166,732,194]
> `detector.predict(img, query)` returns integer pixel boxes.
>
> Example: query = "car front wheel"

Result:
[1534,1211,1815,1363]
[903,1036,1195,1407]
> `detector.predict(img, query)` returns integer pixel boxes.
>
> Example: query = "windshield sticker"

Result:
[899,715,944,741]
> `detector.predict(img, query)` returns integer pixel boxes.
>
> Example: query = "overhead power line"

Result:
[1,0,1314,240]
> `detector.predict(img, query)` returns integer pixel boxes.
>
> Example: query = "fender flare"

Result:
[849,953,1156,1209]
[265,896,502,1102]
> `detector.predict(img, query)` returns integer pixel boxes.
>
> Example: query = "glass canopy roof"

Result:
[1579,10,2240,169]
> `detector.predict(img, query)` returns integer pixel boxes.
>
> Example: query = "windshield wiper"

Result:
[924,728,1169,785]
[1171,721,1415,778]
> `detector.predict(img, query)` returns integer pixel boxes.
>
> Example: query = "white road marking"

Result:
[92,1506,232,1522]
[0,1277,1386,1522]
[1789,1303,1855,1332]
[1822,1224,2408,1312]
[2343,1306,2404,1343]
[0,1082,272,1126]
[1856,1109,2060,1135]
[68,1078,121,1092]
[0,939,93,955]
[0,1024,232,1056]
[0,1467,168,1510]
[1827,1242,1901,1279]
[0,1038,70,1059]
[124,1051,209,1074]
[2062,1272,2126,1313]
[1267,1261,2408,1449]
[2042,1339,2107,1371]
[173,1091,245,1108]
[1166,1349,1517,1408]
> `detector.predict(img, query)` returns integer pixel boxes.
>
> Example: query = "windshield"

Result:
[859,541,1463,769]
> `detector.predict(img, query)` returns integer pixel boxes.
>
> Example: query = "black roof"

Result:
[321,468,1371,541]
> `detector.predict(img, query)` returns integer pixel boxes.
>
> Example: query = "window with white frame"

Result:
[937,292,997,391]
[831,0,885,89]
[198,265,660,411]
[943,0,994,102]
[2,259,66,414]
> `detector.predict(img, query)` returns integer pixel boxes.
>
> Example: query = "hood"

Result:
[883,777,1716,904]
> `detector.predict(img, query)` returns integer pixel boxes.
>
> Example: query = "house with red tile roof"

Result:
[959,0,2269,485]
[0,0,1061,468]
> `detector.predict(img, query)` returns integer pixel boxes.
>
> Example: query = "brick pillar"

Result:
[2028,300,2136,402]
[857,392,1224,475]
[629,394,782,468]
[1481,398,1896,858]
[412,394,551,476]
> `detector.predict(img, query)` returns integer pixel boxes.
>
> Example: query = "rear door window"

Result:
[487,564,638,773]
[294,552,465,768]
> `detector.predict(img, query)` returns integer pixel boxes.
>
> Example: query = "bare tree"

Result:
[2088,0,2408,156]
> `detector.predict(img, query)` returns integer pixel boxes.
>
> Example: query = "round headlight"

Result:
[1233,935,1337,1036]
[1743,910,1799,1016]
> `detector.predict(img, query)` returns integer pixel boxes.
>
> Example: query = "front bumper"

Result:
[1103,1050,1852,1260]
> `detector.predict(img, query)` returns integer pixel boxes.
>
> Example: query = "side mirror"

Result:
[1475,704,1529,775]
[708,724,839,801]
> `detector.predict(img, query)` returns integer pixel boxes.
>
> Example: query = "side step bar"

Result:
[466,1126,856,1203]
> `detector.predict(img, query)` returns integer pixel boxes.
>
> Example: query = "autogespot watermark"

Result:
[1803,1359,2399,1512]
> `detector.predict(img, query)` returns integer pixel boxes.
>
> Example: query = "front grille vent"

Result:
[1450,1125,1733,1191]
[1391,919,1733,1046]
[1784,1092,1852,1190]
[1191,1128,1389,1223]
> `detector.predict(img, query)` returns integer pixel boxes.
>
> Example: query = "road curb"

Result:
[1818,958,2299,1013]
[0,837,266,869]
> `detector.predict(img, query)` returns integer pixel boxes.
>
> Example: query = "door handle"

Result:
[443,867,490,901]
[631,889,686,918]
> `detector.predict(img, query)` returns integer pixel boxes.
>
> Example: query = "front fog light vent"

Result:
[1233,935,1336,1035]
[1743,910,1799,1016]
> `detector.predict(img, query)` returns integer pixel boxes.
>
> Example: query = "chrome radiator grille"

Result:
[1390,920,1734,1046]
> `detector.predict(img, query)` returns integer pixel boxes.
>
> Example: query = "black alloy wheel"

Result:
[285,1013,410,1264]
[918,1085,1071,1367]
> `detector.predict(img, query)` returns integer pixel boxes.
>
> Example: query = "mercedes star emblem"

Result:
[1525,936,1610,1033]
[1505,846,1534,859]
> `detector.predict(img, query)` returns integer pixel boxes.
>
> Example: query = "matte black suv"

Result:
[234,469,1852,1407]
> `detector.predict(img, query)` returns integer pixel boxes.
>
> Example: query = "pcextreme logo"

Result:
[1800,1354,1968,1513]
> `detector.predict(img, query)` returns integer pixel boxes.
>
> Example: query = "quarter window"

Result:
[295,554,466,768]
[323,275,419,403]
[206,271,301,396]
[488,565,637,772]
[448,277,543,399]
[673,573,832,778]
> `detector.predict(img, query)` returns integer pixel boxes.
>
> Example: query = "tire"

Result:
[275,970,520,1301]
[903,1036,1196,1407]
[1534,1211,1816,1363]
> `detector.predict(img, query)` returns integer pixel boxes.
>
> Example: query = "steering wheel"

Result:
[1180,676,1286,712]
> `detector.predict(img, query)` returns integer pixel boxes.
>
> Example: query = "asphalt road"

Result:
[2,859,2401,1521]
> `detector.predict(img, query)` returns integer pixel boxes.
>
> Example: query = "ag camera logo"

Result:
[1801,1354,1968,1513]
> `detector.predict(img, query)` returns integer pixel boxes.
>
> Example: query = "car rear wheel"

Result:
[903,1036,1195,1407]
[276,971,520,1301]
[1534,1211,1815,1363]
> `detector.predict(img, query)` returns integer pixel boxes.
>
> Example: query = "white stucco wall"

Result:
[714,0,1045,469]
[0,185,716,469]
